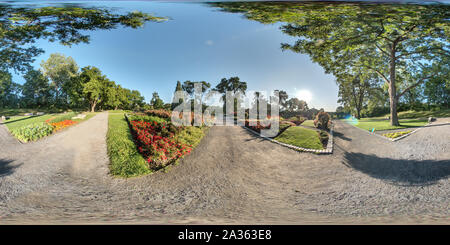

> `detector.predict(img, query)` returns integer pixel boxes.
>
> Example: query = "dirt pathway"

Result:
[0,113,449,224]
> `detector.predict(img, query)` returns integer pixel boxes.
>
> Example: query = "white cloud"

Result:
[205,40,214,46]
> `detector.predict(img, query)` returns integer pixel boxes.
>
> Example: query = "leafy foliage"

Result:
[125,113,206,171]
[211,2,450,125]
[21,69,52,108]
[145,109,172,119]
[314,111,331,130]
[11,122,54,142]
[382,130,412,139]
[0,5,166,73]
[150,92,165,109]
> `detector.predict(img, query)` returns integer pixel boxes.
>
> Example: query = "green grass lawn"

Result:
[301,120,315,127]
[275,126,324,150]
[4,112,96,132]
[3,112,97,142]
[0,108,66,117]
[391,109,450,119]
[342,117,427,131]
[108,109,133,114]
[107,112,208,177]
[107,113,151,178]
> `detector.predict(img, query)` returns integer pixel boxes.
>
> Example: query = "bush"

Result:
[45,112,77,123]
[11,122,54,142]
[130,120,192,169]
[318,131,329,146]
[145,109,171,119]
[128,114,168,124]
[314,111,331,130]
[382,130,412,139]
[244,119,273,133]
[288,116,306,126]
[280,121,296,126]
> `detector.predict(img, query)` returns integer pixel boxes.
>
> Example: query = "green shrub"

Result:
[145,109,171,119]
[314,112,331,130]
[382,130,412,139]
[175,126,206,148]
[128,114,167,124]
[319,131,329,146]
[280,121,296,126]
[50,112,77,123]
[11,122,54,142]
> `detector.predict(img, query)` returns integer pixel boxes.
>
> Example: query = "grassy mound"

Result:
[275,126,324,150]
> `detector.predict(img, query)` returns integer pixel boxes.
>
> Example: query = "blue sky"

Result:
[11,1,339,111]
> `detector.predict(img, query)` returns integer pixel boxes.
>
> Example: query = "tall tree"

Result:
[182,80,211,110]
[78,66,107,112]
[213,77,247,113]
[21,69,52,108]
[286,98,308,112]
[128,90,145,111]
[423,56,450,108]
[0,70,20,108]
[211,2,450,126]
[100,79,121,110]
[40,53,79,106]
[150,92,164,109]
[274,89,289,111]
[182,81,211,96]
[336,72,375,119]
[171,81,184,110]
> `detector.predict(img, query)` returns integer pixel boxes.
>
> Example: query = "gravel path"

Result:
[0,113,448,224]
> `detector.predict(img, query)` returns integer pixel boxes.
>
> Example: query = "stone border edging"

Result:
[381,121,433,142]
[242,125,333,154]
[345,120,432,142]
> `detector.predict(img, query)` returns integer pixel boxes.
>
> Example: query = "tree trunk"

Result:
[90,101,97,113]
[356,108,361,120]
[389,45,400,126]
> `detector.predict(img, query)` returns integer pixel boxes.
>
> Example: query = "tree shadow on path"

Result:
[342,152,450,186]
[0,159,20,177]
[333,131,352,141]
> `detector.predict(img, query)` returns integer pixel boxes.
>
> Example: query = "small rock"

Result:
[24,113,33,116]
[72,114,87,120]
[1,116,5,121]
[428,117,435,123]
[36,112,45,116]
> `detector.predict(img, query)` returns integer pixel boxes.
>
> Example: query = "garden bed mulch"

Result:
[242,125,334,154]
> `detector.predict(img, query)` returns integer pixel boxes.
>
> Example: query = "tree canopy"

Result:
[0,5,166,73]
[211,2,450,124]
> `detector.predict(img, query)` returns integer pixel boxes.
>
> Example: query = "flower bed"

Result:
[130,119,193,170]
[244,119,272,134]
[145,109,171,119]
[287,116,306,126]
[48,119,77,131]
[382,130,412,139]
[11,122,54,143]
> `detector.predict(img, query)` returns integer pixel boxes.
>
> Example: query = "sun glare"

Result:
[296,90,313,103]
